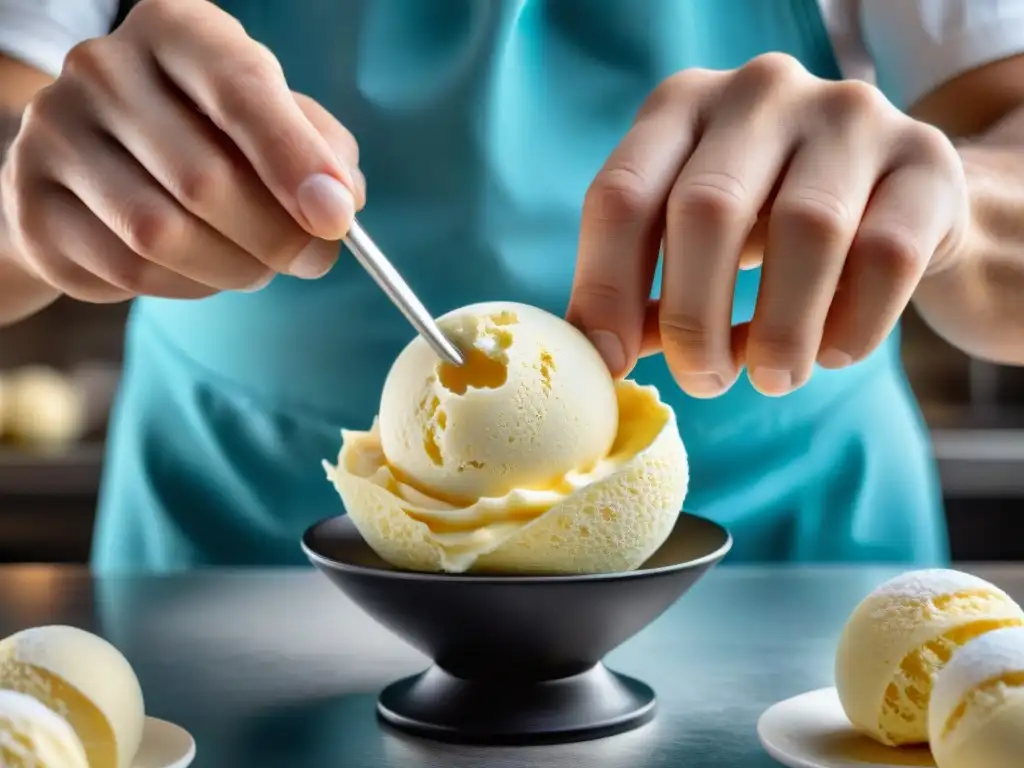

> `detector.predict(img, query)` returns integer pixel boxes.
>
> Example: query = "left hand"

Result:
[568,53,970,397]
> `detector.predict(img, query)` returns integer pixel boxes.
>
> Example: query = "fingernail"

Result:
[288,239,335,279]
[680,372,725,398]
[818,348,853,369]
[587,331,626,375]
[296,173,355,240]
[750,367,793,396]
[240,272,274,293]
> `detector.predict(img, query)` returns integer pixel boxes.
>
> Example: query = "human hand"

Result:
[1,0,364,303]
[568,53,969,397]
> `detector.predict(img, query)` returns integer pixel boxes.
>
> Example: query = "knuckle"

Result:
[858,227,924,281]
[584,166,656,223]
[819,80,889,123]
[129,0,181,26]
[902,123,957,165]
[118,197,178,257]
[750,325,811,362]
[773,192,853,242]
[251,42,285,76]
[262,230,316,272]
[61,40,101,78]
[644,68,715,113]
[658,311,711,352]
[740,52,804,88]
[170,159,229,209]
[668,172,749,225]
[22,86,62,132]
[572,279,627,309]
[61,40,118,94]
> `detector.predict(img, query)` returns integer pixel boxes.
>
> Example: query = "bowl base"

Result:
[377,662,655,745]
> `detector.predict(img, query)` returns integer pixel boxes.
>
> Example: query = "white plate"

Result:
[757,688,935,768]
[133,716,196,768]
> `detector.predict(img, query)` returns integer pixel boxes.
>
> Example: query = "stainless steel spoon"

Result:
[342,219,465,366]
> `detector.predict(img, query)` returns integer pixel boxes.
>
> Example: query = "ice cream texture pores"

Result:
[0,689,89,768]
[324,301,690,574]
[834,569,1024,747]
[378,301,620,501]
[929,626,1024,768]
[0,625,146,768]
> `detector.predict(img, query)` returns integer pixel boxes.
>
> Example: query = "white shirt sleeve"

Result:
[858,0,1024,109]
[0,0,120,78]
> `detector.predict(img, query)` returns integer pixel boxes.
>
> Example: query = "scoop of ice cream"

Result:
[0,689,89,768]
[835,569,1024,747]
[378,302,619,502]
[325,302,688,574]
[929,626,1024,768]
[0,625,146,768]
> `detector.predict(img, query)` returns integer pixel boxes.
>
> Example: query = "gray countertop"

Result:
[3,564,1023,767]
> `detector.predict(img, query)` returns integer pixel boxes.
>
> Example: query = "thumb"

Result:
[566,237,659,380]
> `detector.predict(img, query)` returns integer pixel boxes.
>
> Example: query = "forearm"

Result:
[0,108,61,327]
[913,106,1024,365]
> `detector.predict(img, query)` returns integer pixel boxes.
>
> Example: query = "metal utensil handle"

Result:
[343,221,465,366]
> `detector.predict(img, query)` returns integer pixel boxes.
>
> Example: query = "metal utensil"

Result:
[342,219,465,366]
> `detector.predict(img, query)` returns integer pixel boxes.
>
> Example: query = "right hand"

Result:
[0,0,365,302]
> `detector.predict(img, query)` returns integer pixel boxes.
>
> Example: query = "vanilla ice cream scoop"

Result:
[0,689,89,768]
[0,625,146,768]
[929,626,1024,768]
[378,302,619,501]
[835,569,1024,747]
[325,301,689,574]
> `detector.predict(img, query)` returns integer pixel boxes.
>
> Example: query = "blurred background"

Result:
[0,300,1021,565]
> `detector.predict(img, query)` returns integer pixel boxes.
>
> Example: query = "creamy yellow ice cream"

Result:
[0,689,89,768]
[324,301,689,574]
[378,301,619,500]
[929,626,1024,768]
[0,626,146,768]
[835,569,1024,747]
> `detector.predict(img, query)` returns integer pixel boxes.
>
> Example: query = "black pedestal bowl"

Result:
[301,512,731,745]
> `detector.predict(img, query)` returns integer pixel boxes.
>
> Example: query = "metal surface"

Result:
[2,564,1022,767]
[343,220,464,366]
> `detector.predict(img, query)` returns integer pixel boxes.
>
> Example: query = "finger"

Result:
[738,216,768,270]
[639,301,749,368]
[639,300,661,360]
[293,92,365,209]
[75,52,331,281]
[123,1,357,240]
[40,187,217,299]
[51,130,272,292]
[660,73,796,398]
[1,114,133,302]
[746,125,882,395]
[819,165,952,367]
[7,196,132,305]
[569,70,720,377]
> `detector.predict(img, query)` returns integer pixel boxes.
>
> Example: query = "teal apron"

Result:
[91,0,948,572]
